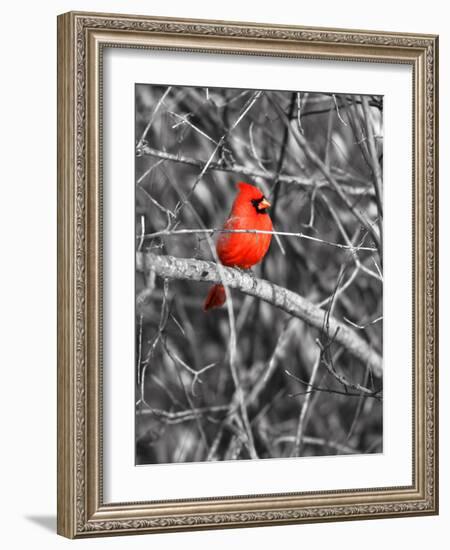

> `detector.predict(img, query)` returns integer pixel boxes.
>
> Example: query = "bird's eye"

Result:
[251,196,270,214]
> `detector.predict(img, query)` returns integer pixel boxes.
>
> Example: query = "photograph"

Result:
[134,84,384,465]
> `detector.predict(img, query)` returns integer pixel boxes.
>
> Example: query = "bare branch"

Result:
[137,214,145,252]
[274,435,358,455]
[246,318,297,405]
[269,97,381,249]
[332,94,348,126]
[344,315,383,330]
[136,252,383,377]
[361,95,384,250]
[138,404,231,423]
[361,96,383,206]
[286,375,380,400]
[140,227,377,252]
[137,144,374,197]
[315,339,378,397]
[162,340,217,396]
[296,92,306,134]
[292,349,321,456]
[169,111,219,145]
[137,86,172,147]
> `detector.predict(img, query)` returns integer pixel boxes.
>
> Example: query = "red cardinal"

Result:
[203,182,273,311]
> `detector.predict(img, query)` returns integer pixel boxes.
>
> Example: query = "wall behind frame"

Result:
[0,1,445,549]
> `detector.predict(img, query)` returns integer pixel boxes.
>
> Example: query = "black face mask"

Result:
[251,196,270,214]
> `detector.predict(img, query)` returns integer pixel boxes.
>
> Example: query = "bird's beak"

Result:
[259,197,271,210]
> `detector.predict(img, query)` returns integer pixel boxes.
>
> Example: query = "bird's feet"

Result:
[234,267,257,287]
[234,266,254,276]
[245,268,257,280]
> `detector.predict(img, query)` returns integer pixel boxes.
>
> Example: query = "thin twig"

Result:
[137,185,176,230]
[140,227,377,252]
[344,315,383,330]
[361,95,384,251]
[137,86,172,147]
[246,318,296,406]
[169,111,219,145]
[269,97,381,249]
[139,279,170,403]
[138,404,231,423]
[248,121,270,173]
[170,347,210,453]
[163,340,217,396]
[316,339,377,397]
[136,159,165,185]
[346,362,372,441]
[333,94,349,126]
[296,92,306,134]
[292,349,321,456]
[136,314,144,385]
[137,215,145,252]
[274,435,358,455]
[285,369,381,400]
[361,95,383,208]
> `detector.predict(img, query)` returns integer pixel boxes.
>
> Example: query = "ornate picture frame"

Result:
[57,11,438,538]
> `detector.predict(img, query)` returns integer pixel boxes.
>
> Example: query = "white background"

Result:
[104,49,412,502]
[0,0,447,548]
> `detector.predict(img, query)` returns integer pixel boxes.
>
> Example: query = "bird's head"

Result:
[236,182,271,215]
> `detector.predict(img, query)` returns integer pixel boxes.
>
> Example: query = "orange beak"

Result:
[259,197,271,210]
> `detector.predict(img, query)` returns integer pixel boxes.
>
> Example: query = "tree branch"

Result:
[137,144,373,197]
[136,252,382,377]
[292,349,321,457]
[268,97,381,250]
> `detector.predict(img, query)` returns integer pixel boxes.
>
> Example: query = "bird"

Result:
[203,182,273,311]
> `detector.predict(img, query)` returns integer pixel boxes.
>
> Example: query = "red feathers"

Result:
[203,283,227,311]
[203,182,273,311]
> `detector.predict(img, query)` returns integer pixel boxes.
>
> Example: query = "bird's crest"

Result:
[236,181,264,198]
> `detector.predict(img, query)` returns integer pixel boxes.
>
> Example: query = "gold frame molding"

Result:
[57,11,439,538]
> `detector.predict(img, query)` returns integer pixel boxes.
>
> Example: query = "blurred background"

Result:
[135,84,383,465]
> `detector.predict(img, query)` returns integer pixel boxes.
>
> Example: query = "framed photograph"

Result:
[57,11,439,538]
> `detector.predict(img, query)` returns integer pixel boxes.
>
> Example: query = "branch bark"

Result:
[136,252,382,377]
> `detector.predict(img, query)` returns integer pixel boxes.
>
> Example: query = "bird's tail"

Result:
[203,284,226,311]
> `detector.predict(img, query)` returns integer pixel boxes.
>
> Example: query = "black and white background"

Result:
[135,84,383,465]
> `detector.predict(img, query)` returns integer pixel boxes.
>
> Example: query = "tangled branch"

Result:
[137,144,374,197]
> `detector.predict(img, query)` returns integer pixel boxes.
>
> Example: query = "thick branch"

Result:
[136,252,382,377]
